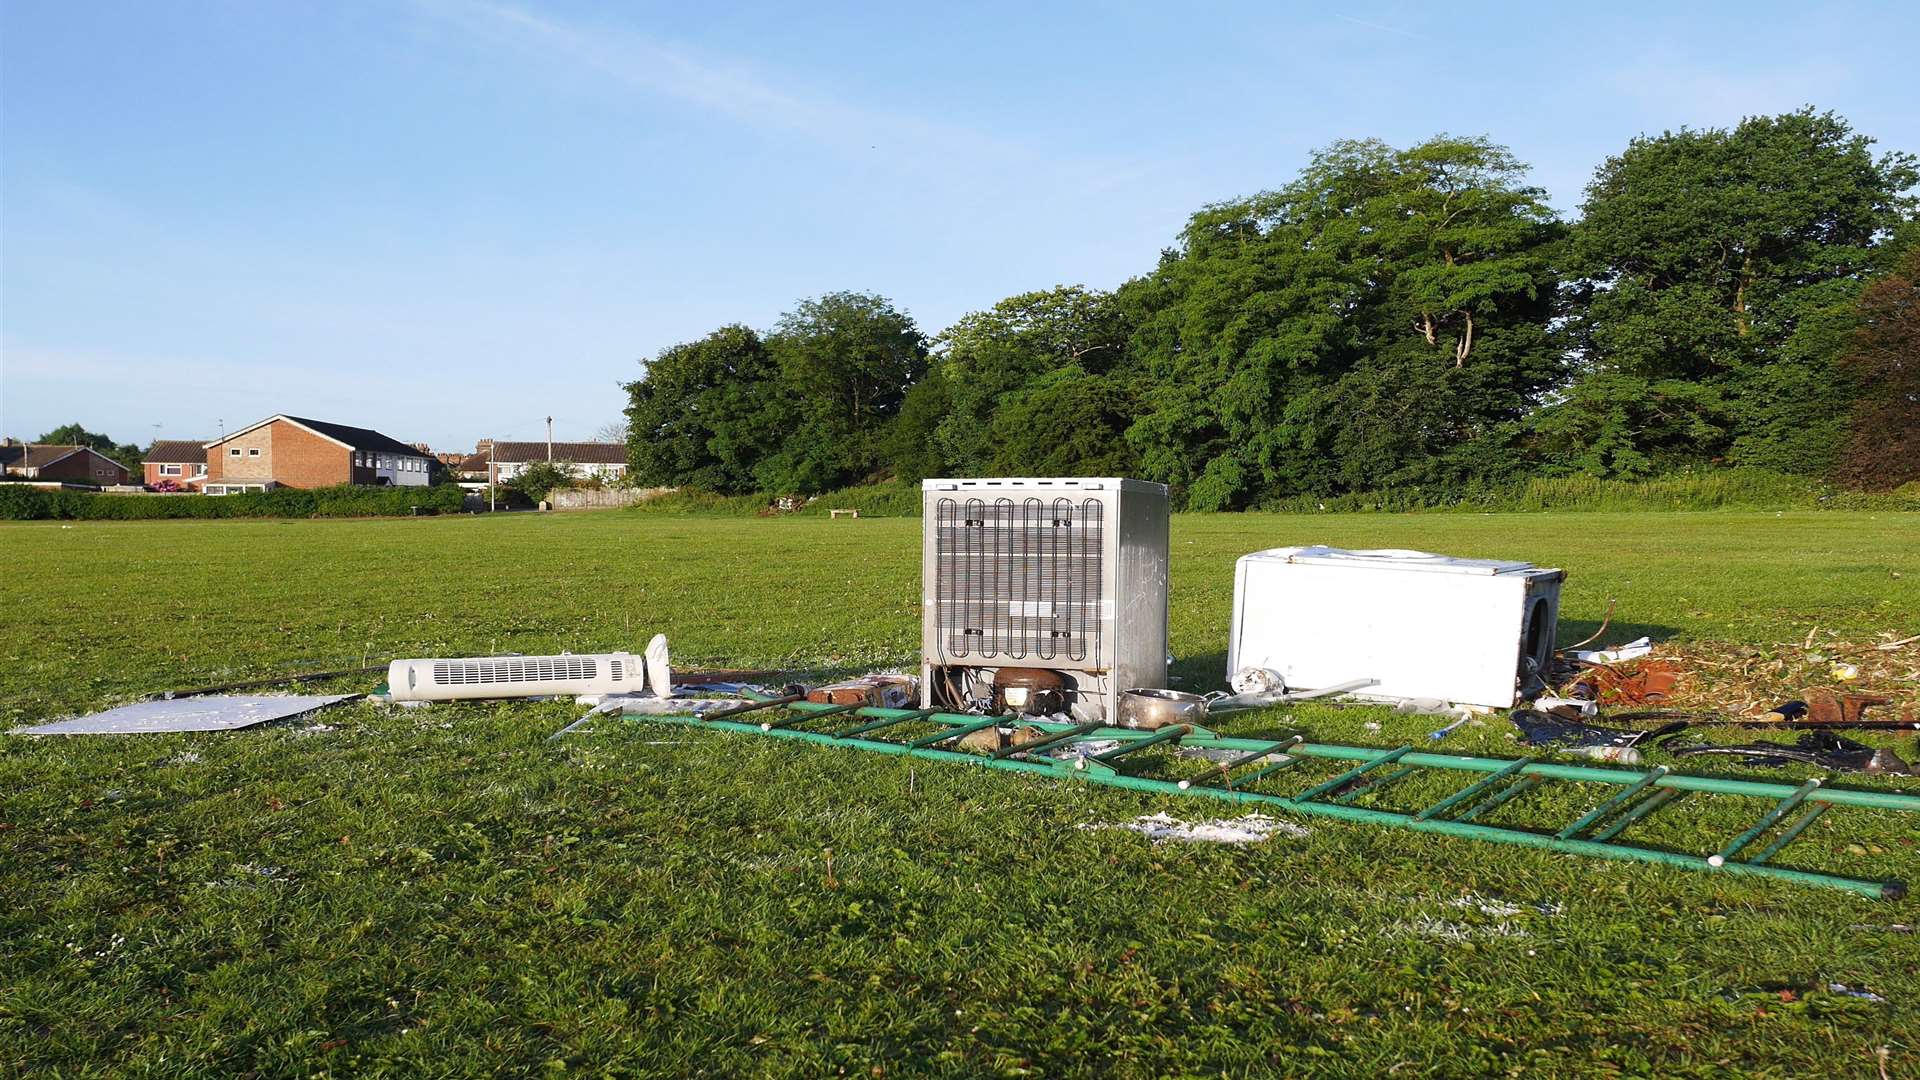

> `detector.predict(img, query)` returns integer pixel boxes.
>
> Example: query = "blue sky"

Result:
[4,1,1916,451]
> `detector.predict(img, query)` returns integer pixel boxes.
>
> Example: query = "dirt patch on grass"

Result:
[1572,630,1919,720]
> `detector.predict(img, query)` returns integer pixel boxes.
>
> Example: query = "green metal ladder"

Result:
[615,699,1920,900]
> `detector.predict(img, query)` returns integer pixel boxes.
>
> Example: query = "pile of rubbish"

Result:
[9,501,1915,899]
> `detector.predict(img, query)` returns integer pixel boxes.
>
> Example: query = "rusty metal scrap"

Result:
[1581,658,1683,706]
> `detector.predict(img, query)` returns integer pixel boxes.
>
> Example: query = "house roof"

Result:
[145,440,209,464]
[455,452,491,473]
[206,415,427,456]
[485,441,629,465]
[0,443,85,469]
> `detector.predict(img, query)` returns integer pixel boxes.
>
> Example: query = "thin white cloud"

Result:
[411,0,1034,168]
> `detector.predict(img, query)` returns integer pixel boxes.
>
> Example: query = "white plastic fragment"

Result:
[644,634,671,698]
[1572,636,1653,663]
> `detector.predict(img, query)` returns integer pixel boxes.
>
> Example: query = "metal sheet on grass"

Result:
[11,694,359,735]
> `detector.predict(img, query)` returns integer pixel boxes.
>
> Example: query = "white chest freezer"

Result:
[1227,546,1564,708]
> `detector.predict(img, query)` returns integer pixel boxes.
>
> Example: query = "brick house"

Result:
[0,441,132,485]
[202,415,433,495]
[470,440,630,485]
[142,440,210,490]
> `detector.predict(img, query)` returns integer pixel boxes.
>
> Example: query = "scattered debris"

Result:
[1800,689,1913,728]
[1509,709,1685,761]
[1581,658,1682,705]
[12,694,359,735]
[1665,731,1914,775]
[1572,636,1654,664]
[806,674,917,709]
[1230,666,1285,695]
[1826,983,1888,1003]
[1079,811,1309,845]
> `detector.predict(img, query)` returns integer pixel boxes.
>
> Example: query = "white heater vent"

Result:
[432,656,600,685]
[389,652,640,702]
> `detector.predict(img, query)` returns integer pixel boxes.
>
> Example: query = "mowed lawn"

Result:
[2,510,1916,1077]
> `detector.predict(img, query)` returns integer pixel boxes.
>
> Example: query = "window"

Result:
[160,464,182,476]
[196,464,207,475]
[230,447,241,457]
[248,448,261,457]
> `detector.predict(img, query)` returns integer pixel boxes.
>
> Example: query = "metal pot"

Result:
[1117,688,1209,730]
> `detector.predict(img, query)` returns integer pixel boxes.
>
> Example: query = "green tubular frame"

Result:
[616,701,1920,900]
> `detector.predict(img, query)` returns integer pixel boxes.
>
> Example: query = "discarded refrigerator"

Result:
[1228,546,1564,708]
[920,477,1169,722]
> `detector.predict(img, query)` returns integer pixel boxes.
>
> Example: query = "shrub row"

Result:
[620,471,1920,518]
[0,483,467,521]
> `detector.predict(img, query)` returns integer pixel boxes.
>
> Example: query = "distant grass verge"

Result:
[627,482,923,518]
[0,482,466,520]
[625,471,1920,517]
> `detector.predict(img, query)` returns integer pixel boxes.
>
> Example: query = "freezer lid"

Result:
[1243,545,1538,576]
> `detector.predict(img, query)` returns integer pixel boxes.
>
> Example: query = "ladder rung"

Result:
[1557,767,1670,840]
[833,709,938,739]
[993,721,1103,760]
[1081,724,1190,767]
[1414,757,1535,821]
[1291,746,1414,804]
[911,716,1003,748]
[1332,765,1416,804]
[1178,736,1305,790]
[1712,779,1823,866]
[1457,773,1547,822]
[1747,801,1832,865]
[1217,752,1308,791]
[1589,787,1684,842]
[761,703,859,731]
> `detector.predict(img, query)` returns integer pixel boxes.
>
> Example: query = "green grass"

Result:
[3,511,1917,1076]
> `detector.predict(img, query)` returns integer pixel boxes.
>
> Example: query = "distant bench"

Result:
[828,508,860,519]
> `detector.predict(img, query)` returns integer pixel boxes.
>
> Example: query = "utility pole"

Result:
[546,416,554,462]
[488,439,497,512]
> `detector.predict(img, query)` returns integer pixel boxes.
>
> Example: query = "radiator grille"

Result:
[432,656,600,685]
[933,496,1103,663]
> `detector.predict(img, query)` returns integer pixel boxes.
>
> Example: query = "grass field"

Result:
[3,510,1917,1076]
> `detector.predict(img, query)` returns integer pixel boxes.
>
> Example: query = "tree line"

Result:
[623,108,1918,507]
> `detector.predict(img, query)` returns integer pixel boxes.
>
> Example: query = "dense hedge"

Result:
[620,471,1920,518]
[0,483,466,521]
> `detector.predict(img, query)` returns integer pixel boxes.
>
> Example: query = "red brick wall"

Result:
[205,420,352,488]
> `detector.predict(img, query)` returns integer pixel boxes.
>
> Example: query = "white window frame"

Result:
[248,447,261,457]
[159,464,182,476]
[230,447,242,457]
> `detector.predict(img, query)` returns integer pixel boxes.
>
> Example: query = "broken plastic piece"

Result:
[644,634,671,699]
[1572,636,1653,663]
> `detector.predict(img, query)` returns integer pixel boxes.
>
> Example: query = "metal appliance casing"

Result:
[921,478,1169,722]
[1228,546,1564,708]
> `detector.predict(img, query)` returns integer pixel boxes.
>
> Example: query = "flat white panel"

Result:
[14,695,358,735]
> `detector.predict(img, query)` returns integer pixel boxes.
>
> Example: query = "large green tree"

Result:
[924,285,1133,475]
[1123,135,1564,508]
[622,325,784,494]
[1556,109,1917,475]
[755,292,926,494]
